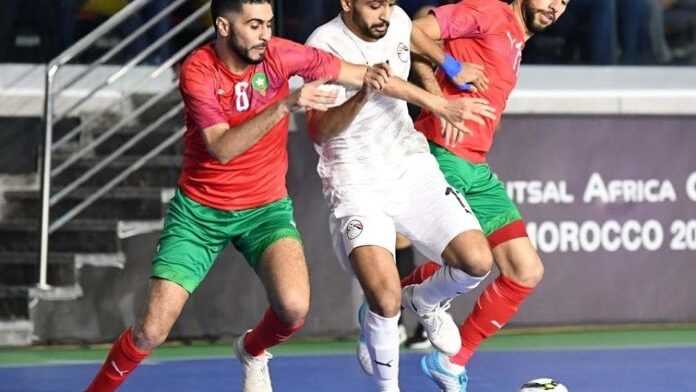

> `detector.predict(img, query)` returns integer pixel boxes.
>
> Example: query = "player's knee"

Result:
[449,243,493,278]
[506,255,544,288]
[134,323,170,351]
[367,288,401,318]
[274,295,310,327]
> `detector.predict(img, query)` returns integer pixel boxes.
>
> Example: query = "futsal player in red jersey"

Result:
[83,1,494,391]
[403,1,570,390]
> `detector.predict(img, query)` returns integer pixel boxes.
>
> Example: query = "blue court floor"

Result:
[1,346,695,391]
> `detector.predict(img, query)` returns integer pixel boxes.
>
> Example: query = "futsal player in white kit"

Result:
[305,1,497,390]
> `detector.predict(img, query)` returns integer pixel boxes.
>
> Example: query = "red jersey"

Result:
[415,0,525,163]
[178,38,341,210]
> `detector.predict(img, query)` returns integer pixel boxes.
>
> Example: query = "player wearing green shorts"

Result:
[400,1,571,391]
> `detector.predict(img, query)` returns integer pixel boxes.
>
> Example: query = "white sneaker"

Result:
[234,330,273,392]
[356,302,374,375]
[401,285,461,356]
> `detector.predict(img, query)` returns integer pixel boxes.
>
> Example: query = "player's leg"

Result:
[339,213,402,392]
[418,146,538,391]
[352,246,402,392]
[396,234,433,350]
[85,189,225,391]
[450,235,541,366]
[85,279,189,392]
[248,238,310,356]
[396,154,492,357]
[231,197,308,392]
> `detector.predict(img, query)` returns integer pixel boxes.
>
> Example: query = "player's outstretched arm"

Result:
[335,61,444,114]
[334,61,494,135]
[307,64,392,144]
[201,80,337,164]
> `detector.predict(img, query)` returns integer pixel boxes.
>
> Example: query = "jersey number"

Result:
[235,82,250,112]
[446,187,472,215]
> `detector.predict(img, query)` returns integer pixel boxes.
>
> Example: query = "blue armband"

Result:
[441,54,474,92]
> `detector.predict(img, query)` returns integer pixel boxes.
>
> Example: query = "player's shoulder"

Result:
[264,37,315,67]
[267,36,304,54]
[457,0,509,14]
[305,14,343,48]
[181,43,217,74]
[390,5,412,27]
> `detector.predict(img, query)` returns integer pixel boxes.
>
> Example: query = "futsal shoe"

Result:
[420,351,469,392]
[234,330,273,392]
[401,285,461,356]
[356,302,374,375]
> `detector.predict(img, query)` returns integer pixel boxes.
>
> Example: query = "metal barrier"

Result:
[39,0,214,289]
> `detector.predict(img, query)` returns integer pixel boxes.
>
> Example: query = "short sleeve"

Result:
[275,38,342,82]
[179,59,227,130]
[432,2,489,39]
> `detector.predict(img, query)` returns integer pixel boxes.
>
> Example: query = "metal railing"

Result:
[39,0,213,289]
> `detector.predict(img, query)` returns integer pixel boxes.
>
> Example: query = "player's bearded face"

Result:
[227,31,268,64]
[521,0,567,33]
[352,0,394,40]
[226,4,273,64]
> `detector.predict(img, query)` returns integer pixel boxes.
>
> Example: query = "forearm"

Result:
[412,58,444,96]
[381,75,445,114]
[309,89,368,143]
[334,58,445,114]
[207,101,290,163]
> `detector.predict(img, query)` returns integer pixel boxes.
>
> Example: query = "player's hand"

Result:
[363,63,392,92]
[453,62,489,93]
[287,79,338,112]
[439,97,496,145]
[438,116,469,147]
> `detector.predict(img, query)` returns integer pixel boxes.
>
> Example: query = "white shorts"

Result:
[328,153,482,271]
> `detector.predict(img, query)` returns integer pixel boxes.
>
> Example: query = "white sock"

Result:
[364,309,401,392]
[413,265,488,309]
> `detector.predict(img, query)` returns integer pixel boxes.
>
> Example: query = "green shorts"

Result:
[151,189,302,293]
[429,142,527,247]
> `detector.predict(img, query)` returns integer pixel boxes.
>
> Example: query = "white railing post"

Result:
[38,63,60,290]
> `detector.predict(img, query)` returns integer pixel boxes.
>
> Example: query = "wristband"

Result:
[442,54,474,92]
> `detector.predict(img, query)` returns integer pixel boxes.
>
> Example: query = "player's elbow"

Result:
[202,123,237,164]
[207,147,233,164]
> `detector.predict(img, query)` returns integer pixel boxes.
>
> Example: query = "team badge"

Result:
[346,219,364,240]
[396,42,409,63]
[251,72,269,95]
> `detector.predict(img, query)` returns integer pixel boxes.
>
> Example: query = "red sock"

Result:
[243,308,304,357]
[450,275,534,366]
[400,261,441,287]
[85,328,150,392]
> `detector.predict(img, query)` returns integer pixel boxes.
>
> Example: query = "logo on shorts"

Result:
[396,42,409,63]
[346,219,364,240]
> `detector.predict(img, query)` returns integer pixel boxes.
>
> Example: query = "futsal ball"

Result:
[519,378,569,392]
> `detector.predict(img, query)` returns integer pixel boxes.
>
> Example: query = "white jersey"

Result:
[305,7,430,202]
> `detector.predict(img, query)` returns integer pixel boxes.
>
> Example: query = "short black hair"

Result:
[211,0,273,22]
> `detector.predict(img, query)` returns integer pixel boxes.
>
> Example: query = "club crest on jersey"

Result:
[346,219,364,240]
[251,72,269,95]
[397,42,409,63]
